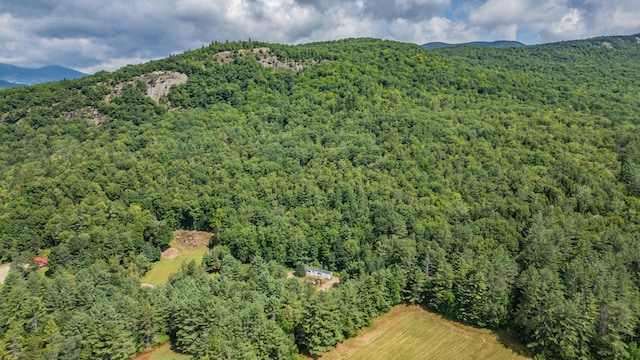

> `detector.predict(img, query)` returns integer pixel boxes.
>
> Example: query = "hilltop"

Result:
[422,40,525,50]
[0,35,639,359]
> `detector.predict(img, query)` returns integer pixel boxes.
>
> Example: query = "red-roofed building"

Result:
[33,257,49,268]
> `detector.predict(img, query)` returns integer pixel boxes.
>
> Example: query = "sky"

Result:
[0,0,639,74]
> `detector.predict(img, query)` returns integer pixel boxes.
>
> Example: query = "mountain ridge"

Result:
[0,63,87,88]
[422,40,526,50]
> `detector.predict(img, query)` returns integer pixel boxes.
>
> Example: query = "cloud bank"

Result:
[0,0,638,73]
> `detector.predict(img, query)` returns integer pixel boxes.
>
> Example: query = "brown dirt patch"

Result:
[161,247,181,260]
[132,341,190,360]
[318,276,340,291]
[173,230,213,250]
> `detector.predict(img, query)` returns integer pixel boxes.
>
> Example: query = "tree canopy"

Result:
[1,35,640,359]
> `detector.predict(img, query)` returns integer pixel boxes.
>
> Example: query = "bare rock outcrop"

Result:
[111,71,188,104]
[141,72,188,103]
[63,106,106,125]
[214,47,326,72]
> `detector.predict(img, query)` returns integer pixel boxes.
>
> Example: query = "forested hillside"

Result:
[1,35,639,359]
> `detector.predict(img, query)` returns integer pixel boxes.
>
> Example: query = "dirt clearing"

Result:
[173,230,213,250]
[318,276,340,291]
[161,248,181,260]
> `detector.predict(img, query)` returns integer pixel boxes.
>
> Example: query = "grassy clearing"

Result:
[141,230,212,286]
[133,342,190,360]
[318,305,531,360]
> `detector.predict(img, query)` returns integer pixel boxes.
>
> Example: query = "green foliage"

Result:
[294,262,306,278]
[0,35,640,358]
[620,135,640,197]
[202,244,231,273]
[297,293,345,355]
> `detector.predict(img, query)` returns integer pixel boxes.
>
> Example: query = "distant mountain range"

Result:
[0,64,87,89]
[422,40,526,50]
[0,80,22,89]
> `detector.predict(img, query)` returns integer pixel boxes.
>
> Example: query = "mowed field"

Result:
[141,230,213,286]
[318,305,532,360]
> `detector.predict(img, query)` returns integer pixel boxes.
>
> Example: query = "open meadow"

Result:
[318,305,531,360]
[141,230,212,286]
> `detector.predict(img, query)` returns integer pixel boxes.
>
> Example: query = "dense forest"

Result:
[1,34,640,359]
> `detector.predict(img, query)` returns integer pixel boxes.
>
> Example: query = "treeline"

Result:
[0,36,639,358]
[0,252,415,359]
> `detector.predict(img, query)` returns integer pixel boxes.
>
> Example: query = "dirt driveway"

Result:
[318,276,340,291]
[286,271,340,291]
[0,263,11,284]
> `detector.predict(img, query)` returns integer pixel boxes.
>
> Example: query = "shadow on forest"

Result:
[495,330,533,358]
[417,305,533,358]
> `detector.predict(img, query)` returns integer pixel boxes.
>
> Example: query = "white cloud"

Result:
[469,0,530,27]
[466,0,640,43]
[0,0,638,72]
[541,8,585,41]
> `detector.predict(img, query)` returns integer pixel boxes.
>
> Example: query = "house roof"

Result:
[304,265,332,275]
[33,257,49,263]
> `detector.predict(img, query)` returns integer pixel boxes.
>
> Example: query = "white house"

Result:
[304,265,332,279]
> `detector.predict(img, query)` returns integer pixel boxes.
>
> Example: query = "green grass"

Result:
[141,231,211,286]
[133,342,190,360]
[319,305,531,360]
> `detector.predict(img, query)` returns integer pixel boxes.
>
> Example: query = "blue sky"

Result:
[0,0,639,73]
